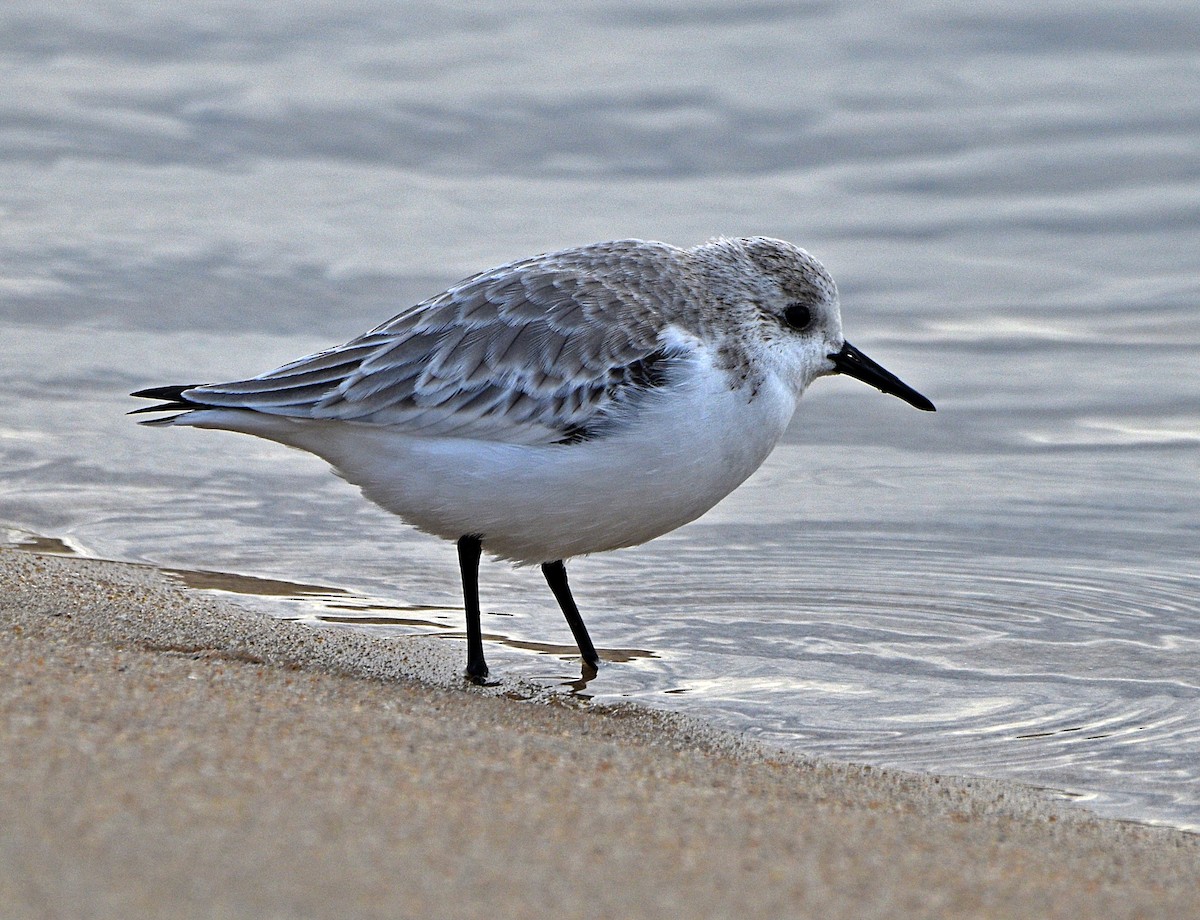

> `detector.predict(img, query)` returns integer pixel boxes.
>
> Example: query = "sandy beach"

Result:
[2,546,1197,920]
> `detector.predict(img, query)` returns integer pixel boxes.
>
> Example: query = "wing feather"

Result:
[178,240,696,444]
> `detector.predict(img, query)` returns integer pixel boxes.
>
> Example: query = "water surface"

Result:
[2,1,1198,830]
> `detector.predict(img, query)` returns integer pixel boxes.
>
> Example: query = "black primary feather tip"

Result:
[129,384,208,420]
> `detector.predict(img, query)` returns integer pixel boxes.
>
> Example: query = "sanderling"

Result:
[133,237,934,680]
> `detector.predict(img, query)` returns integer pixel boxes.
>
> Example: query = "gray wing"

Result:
[177,240,695,445]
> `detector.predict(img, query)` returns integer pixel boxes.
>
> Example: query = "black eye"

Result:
[783,303,812,330]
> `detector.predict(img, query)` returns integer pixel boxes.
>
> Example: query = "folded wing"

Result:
[134,241,693,445]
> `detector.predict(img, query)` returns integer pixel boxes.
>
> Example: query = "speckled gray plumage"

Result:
[166,237,838,444]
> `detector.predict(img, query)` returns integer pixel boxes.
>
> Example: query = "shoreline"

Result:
[3,546,1198,919]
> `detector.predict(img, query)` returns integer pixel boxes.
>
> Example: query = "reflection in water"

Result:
[1025,417,1200,447]
[318,614,455,628]
[308,616,656,684]
[165,567,347,598]
[324,602,457,613]
[5,530,82,556]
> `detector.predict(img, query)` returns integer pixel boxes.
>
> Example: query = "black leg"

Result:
[542,560,600,672]
[457,534,487,681]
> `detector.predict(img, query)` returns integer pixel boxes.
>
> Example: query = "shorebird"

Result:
[133,237,934,680]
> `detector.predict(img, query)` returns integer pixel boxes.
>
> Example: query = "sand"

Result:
[2,546,1197,920]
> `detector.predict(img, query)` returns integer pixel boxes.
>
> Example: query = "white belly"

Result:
[182,357,798,564]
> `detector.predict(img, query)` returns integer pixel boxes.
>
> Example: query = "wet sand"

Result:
[2,547,1197,920]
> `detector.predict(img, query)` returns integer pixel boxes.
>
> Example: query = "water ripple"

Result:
[582,530,1200,829]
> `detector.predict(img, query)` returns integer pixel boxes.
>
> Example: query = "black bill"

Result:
[830,341,936,412]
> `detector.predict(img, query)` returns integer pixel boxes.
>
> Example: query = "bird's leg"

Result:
[541,560,600,674]
[457,534,487,681]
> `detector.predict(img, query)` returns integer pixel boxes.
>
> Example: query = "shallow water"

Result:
[2,1,1198,829]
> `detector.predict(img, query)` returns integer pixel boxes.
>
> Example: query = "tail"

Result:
[129,380,360,468]
[129,384,211,425]
[129,384,321,449]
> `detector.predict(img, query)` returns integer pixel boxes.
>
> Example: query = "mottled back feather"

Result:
[162,240,701,445]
